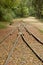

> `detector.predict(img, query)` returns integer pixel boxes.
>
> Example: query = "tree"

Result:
[32,0,43,18]
[0,0,21,21]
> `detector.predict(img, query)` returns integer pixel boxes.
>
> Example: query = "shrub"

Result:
[0,7,16,22]
[3,12,13,22]
[29,7,36,16]
[22,7,29,17]
[12,7,22,17]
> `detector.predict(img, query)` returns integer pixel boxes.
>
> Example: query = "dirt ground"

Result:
[0,17,43,65]
[22,17,43,31]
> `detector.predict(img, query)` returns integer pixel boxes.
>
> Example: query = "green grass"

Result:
[0,22,7,29]
[39,29,43,33]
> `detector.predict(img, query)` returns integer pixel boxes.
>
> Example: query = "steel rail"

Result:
[4,35,20,65]
[22,23,43,45]
[20,34,43,63]
[0,27,17,44]
[18,24,43,63]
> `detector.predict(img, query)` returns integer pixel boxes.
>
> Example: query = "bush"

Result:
[0,7,16,22]
[29,7,36,16]
[12,7,22,17]
[6,9,16,18]
[22,7,29,17]
[3,12,13,22]
[0,6,5,20]
[12,7,29,17]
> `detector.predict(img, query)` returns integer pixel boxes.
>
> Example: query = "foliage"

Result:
[22,7,29,17]
[32,0,43,18]
[0,0,43,22]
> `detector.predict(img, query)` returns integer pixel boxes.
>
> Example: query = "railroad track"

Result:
[0,26,18,44]
[22,22,43,45]
[0,25,19,65]
[4,35,20,65]
[5,33,43,65]
[18,23,43,63]
[3,30,23,65]
[21,34,43,63]
[0,24,24,65]
[0,23,43,65]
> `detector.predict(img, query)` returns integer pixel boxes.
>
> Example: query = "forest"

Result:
[0,0,43,22]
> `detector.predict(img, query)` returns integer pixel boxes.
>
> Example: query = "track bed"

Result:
[0,22,43,65]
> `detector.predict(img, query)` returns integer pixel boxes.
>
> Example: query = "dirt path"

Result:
[22,17,43,32]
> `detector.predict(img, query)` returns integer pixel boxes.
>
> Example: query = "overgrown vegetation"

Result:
[0,0,43,22]
[32,0,43,18]
[0,22,7,29]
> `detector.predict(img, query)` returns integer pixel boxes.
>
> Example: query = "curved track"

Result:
[22,22,43,45]
[0,23,43,65]
[6,36,43,65]
[18,23,43,63]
